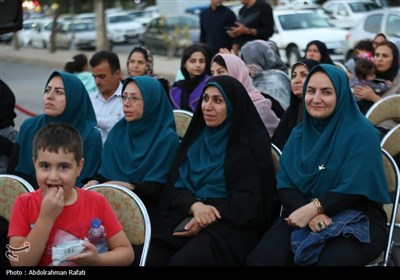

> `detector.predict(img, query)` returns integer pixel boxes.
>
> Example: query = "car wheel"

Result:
[287,46,300,68]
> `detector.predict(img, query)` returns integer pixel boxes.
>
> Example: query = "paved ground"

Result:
[0,44,180,82]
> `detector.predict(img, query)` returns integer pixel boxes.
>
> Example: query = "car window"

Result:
[364,13,383,33]
[337,3,348,16]
[385,13,400,36]
[73,22,95,32]
[166,17,180,30]
[323,3,336,14]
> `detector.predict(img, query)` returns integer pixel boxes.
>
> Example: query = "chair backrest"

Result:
[173,109,193,139]
[365,95,400,126]
[0,174,34,221]
[381,123,400,158]
[381,149,400,266]
[85,183,151,266]
[271,143,282,175]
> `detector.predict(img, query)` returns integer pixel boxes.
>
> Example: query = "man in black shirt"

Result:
[227,0,274,55]
[200,0,237,57]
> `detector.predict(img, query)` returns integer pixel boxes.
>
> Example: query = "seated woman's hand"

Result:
[308,214,332,233]
[353,85,378,102]
[82,180,99,189]
[106,180,135,190]
[285,202,318,228]
[190,202,221,228]
[172,218,203,238]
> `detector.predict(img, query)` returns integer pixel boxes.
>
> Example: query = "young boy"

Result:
[8,123,134,266]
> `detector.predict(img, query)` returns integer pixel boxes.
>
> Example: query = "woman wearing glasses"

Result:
[83,76,180,227]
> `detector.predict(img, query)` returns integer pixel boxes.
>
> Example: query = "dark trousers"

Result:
[246,218,387,266]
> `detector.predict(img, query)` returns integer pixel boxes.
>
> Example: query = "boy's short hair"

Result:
[33,123,83,163]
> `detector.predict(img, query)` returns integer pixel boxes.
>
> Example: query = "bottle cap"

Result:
[91,218,101,228]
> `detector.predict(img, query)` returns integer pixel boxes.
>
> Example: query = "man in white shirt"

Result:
[89,51,124,144]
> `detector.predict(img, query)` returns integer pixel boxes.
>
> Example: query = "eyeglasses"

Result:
[119,95,143,103]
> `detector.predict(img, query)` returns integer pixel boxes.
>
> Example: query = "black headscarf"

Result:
[304,40,334,65]
[0,80,17,129]
[168,75,277,228]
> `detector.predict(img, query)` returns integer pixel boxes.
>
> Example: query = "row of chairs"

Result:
[0,175,151,266]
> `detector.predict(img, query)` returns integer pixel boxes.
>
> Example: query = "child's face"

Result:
[34,148,83,199]
[184,51,206,79]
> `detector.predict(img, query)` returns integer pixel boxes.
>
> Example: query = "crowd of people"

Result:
[1,0,400,268]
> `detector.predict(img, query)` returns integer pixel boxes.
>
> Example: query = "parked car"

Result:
[30,19,58,49]
[55,20,100,50]
[270,8,348,67]
[139,14,200,56]
[17,19,37,47]
[322,0,383,29]
[344,9,400,60]
[76,12,145,44]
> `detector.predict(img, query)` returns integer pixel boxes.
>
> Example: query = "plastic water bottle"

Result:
[87,218,108,253]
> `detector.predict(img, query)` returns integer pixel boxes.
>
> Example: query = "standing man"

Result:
[227,0,274,55]
[90,50,124,144]
[200,0,237,57]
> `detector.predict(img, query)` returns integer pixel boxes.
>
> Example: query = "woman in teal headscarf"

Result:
[83,75,180,225]
[7,71,102,188]
[247,64,390,266]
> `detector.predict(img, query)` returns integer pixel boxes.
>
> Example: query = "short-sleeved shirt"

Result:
[8,188,122,266]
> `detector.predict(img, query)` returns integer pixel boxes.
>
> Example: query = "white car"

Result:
[55,20,98,50]
[270,9,348,67]
[76,12,145,44]
[16,19,37,47]
[322,0,383,29]
[30,19,56,49]
[344,9,400,60]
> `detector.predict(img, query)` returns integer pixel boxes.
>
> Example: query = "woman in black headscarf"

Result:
[147,75,277,266]
[0,80,18,174]
[272,59,319,150]
[304,40,334,65]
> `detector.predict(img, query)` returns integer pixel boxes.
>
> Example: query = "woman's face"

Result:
[121,81,144,122]
[291,64,309,99]
[374,45,393,73]
[372,35,386,49]
[201,86,227,127]
[43,75,66,117]
[184,51,206,78]
[210,61,229,76]
[305,72,337,119]
[127,51,148,76]
[305,44,321,62]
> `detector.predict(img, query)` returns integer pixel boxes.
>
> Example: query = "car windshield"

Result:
[278,12,331,30]
[109,15,133,24]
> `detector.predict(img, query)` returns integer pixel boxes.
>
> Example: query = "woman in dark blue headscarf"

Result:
[147,75,277,266]
[247,64,390,266]
[7,71,102,188]
[84,76,180,225]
